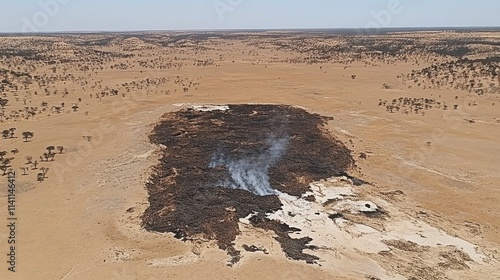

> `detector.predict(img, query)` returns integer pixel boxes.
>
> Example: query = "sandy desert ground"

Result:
[0,30,499,279]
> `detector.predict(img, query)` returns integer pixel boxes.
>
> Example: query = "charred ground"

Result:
[142,104,354,263]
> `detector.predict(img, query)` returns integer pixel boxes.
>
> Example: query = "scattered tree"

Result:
[46,146,55,154]
[22,131,34,142]
[20,167,29,175]
[2,130,10,139]
[40,167,49,177]
[0,98,8,108]
[37,173,44,182]
[37,167,49,182]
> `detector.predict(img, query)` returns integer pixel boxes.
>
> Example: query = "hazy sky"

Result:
[1,0,499,33]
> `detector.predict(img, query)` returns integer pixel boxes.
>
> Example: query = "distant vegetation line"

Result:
[1,26,500,37]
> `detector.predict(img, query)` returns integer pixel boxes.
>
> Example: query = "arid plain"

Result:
[0,30,499,279]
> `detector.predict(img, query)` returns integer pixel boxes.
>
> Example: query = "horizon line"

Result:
[1,26,500,35]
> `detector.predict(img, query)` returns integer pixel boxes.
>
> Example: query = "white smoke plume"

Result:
[209,135,290,196]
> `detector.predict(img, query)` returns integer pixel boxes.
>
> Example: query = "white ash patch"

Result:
[303,180,355,204]
[192,105,229,112]
[236,176,490,279]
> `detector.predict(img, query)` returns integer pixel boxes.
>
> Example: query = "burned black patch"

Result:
[142,104,354,263]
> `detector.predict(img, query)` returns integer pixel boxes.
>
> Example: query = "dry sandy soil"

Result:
[0,30,499,279]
